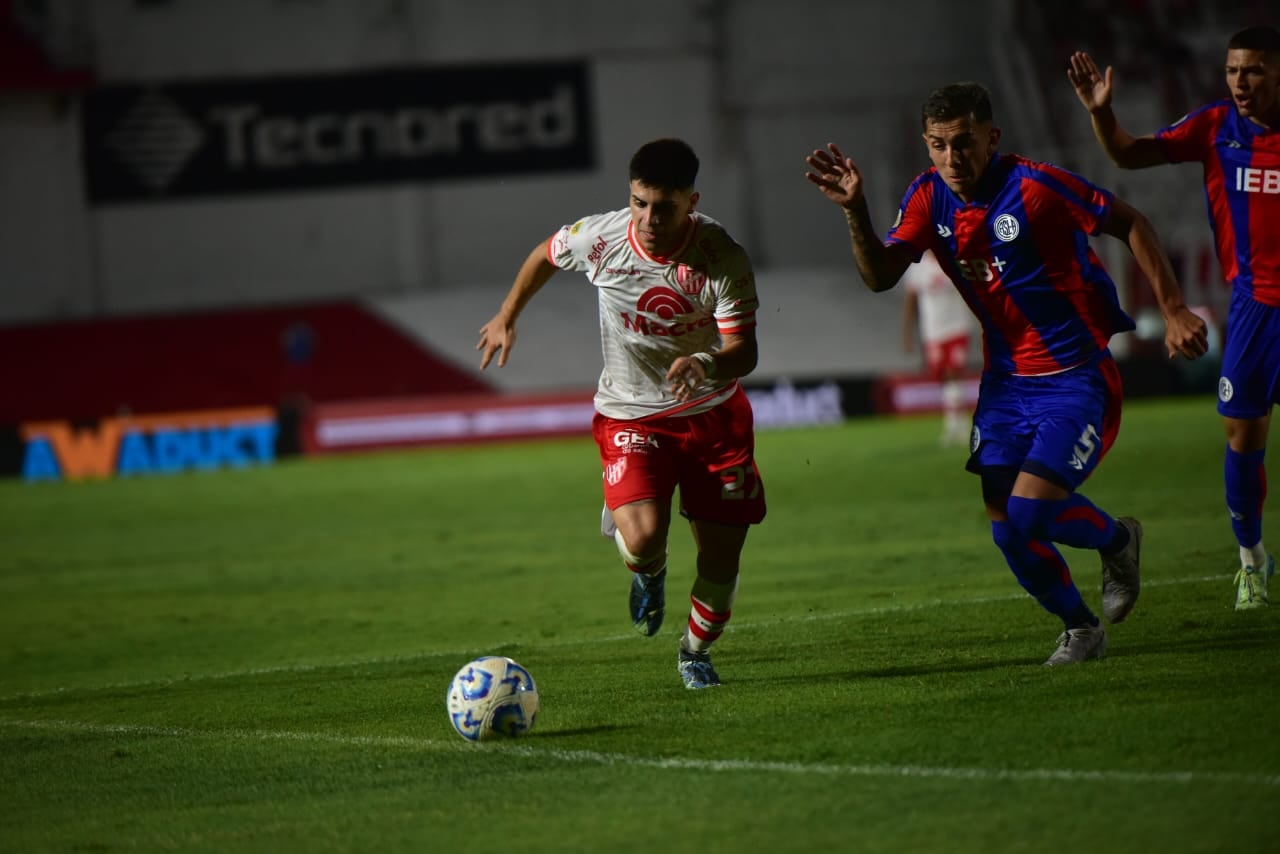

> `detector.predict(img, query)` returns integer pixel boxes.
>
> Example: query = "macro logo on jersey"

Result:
[992,214,1020,242]
[621,288,714,337]
[673,263,708,296]
[638,288,694,319]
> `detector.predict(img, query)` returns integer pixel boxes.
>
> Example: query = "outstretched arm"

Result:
[1101,198,1208,360]
[477,238,559,369]
[804,143,914,291]
[1067,52,1169,170]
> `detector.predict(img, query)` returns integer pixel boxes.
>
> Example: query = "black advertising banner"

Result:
[81,61,595,203]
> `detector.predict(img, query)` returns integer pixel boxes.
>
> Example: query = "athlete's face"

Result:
[923,115,1001,202]
[1225,48,1280,127]
[629,181,698,257]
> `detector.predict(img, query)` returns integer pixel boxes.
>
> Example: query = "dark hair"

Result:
[629,138,699,190]
[921,82,994,129]
[1228,25,1280,55]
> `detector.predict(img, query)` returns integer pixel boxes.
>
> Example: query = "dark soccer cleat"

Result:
[1101,516,1142,624]
[629,568,666,636]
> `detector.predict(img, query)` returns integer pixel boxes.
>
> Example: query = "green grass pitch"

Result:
[1,395,1277,853]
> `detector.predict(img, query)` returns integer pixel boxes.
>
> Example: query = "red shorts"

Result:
[593,385,766,526]
[924,334,969,380]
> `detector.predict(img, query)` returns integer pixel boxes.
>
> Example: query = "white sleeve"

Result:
[548,209,627,273]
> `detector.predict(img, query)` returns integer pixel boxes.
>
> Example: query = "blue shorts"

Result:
[965,352,1123,491]
[1218,288,1280,420]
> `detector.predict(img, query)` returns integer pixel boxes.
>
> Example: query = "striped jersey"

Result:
[886,153,1134,377]
[1155,99,1280,306]
[548,209,759,420]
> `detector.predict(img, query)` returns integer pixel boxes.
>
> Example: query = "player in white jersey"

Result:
[901,249,975,446]
[477,138,766,689]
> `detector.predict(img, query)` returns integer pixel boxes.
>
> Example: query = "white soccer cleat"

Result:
[1043,624,1107,666]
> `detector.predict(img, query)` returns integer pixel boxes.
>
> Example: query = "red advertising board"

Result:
[304,391,597,454]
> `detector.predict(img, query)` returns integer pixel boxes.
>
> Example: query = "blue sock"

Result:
[1225,446,1267,549]
[992,520,1098,628]
[1007,494,1120,551]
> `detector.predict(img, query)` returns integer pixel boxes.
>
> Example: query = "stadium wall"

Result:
[2,0,1002,323]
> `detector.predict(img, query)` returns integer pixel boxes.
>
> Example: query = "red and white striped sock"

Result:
[684,576,737,653]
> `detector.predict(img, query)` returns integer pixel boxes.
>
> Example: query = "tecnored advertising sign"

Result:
[81,61,595,203]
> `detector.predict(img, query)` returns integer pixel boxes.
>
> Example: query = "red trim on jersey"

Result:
[636,380,741,421]
[627,216,699,264]
[717,315,756,334]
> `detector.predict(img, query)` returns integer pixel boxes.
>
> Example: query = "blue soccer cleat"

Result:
[677,646,722,689]
[629,568,666,636]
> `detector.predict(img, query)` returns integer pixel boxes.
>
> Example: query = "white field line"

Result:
[0,572,1232,704]
[1,717,1276,788]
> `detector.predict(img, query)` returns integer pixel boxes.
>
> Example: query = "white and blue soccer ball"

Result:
[446,656,539,742]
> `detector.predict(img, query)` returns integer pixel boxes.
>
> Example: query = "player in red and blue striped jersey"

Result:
[805,82,1208,665]
[1070,25,1280,610]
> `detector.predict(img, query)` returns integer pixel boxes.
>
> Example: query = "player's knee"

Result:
[1005,495,1057,540]
[614,529,665,572]
[980,466,1018,508]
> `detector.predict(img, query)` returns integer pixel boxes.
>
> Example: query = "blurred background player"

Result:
[1068,25,1280,610]
[476,138,766,689]
[900,249,974,446]
[805,82,1207,666]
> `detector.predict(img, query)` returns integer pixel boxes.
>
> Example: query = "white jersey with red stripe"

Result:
[903,252,972,343]
[549,208,759,420]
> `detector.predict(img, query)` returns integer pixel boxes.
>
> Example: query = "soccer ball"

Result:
[446,656,539,742]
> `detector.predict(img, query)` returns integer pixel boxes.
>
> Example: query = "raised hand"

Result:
[804,143,866,210]
[1067,51,1114,113]
[476,313,516,369]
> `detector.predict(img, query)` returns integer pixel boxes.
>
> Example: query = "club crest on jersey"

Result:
[992,214,1020,242]
[673,263,709,296]
[1219,377,1234,402]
